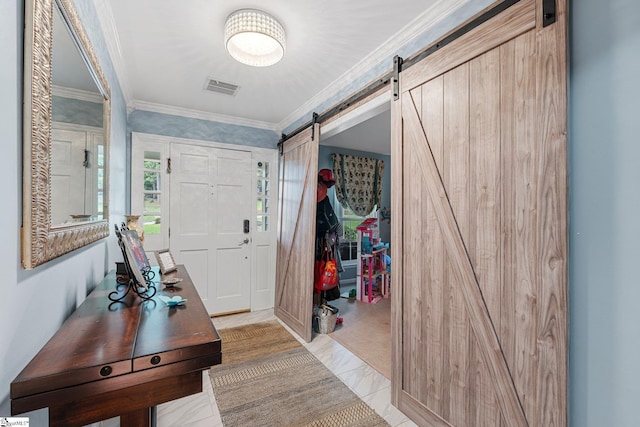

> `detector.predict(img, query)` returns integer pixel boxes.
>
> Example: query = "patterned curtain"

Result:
[331,153,384,216]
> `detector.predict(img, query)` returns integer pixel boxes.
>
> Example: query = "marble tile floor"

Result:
[99,308,417,427]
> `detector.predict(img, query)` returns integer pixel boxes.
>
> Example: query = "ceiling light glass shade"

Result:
[224,9,286,67]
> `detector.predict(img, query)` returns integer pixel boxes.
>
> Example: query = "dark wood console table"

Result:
[10,265,221,426]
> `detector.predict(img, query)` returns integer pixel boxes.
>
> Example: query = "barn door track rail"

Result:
[278,0,539,149]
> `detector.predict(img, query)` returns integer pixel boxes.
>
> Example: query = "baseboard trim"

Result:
[210,308,251,318]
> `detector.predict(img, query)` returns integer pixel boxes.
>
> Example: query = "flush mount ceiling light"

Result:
[224,9,286,67]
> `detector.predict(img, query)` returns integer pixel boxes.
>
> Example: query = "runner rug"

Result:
[209,320,389,427]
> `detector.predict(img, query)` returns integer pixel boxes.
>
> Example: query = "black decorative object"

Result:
[110,223,156,302]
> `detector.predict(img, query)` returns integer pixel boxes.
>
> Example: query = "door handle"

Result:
[238,238,250,246]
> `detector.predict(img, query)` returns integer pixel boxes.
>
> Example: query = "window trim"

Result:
[332,190,376,263]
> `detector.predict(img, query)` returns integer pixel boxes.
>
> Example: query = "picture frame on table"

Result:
[155,249,177,274]
[123,229,150,272]
[120,229,150,290]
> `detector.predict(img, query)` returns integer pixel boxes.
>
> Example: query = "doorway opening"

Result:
[317,97,392,379]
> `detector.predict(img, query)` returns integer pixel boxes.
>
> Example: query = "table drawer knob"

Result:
[100,366,112,377]
[151,355,161,365]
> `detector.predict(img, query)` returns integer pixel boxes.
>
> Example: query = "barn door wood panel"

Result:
[391,0,567,425]
[275,126,319,342]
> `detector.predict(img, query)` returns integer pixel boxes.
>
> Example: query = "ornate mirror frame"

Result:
[22,0,110,269]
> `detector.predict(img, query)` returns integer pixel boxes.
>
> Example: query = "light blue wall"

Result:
[0,0,128,424]
[128,110,279,149]
[52,95,103,127]
[569,0,640,426]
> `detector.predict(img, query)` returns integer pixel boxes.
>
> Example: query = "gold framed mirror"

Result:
[22,0,110,269]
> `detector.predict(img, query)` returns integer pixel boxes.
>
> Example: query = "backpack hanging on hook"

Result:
[314,240,338,292]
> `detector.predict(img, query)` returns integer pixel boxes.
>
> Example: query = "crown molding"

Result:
[93,0,133,105]
[278,0,469,132]
[52,85,104,103]
[131,100,281,133]
[94,0,469,136]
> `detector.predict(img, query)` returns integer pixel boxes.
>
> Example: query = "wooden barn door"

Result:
[275,125,319,342]
[391,0,567,426]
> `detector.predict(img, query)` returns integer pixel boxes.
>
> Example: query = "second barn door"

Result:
[392,0,567,426]
[275,125,319,342]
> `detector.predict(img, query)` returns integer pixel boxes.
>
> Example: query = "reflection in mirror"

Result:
[22,0,110,269]
[51,4,105,225]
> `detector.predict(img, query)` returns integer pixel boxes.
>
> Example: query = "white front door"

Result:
[210,147,252,314]
[50,128,88,224]
[169,143,252,315]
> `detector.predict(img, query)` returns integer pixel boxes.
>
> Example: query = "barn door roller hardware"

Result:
[277,112,320,154]
[393,56,403,101]
[311,112,319,141]
[278,134,285,155]
[542,0,556,27]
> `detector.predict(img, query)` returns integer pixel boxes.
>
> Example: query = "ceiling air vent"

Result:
[204,78,239,96]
